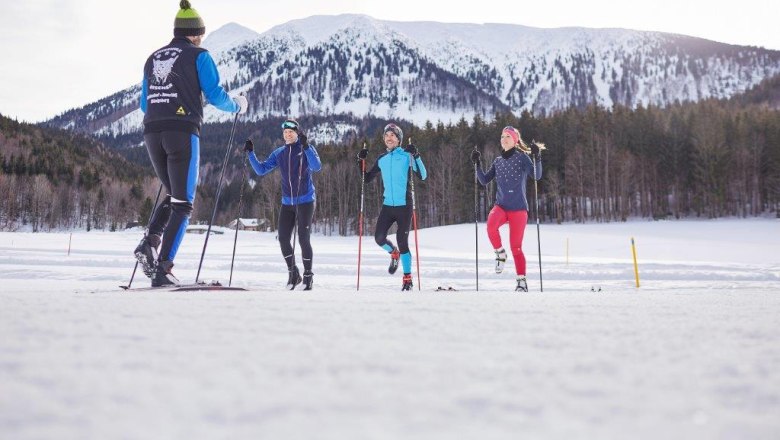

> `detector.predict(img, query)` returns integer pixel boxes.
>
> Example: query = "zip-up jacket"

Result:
[248,141,322,205]
[141,37,238,134]
[363,146,427,207]
[477,148,542,211]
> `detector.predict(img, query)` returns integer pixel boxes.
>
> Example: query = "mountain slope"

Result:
[46,14,780,139]
[0,113,147,183]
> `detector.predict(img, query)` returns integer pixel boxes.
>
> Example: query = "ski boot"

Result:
[134,235,160,278]
[494,248,507,274]
[389,248,400,274]
[515,276,528,292]
[286,266,302,290]
[302,271,314,291]
[401,273,413,291]
[152,260,179,287]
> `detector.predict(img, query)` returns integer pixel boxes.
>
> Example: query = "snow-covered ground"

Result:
[1,219,779,439]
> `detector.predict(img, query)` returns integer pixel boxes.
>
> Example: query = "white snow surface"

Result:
[1,219,779,439]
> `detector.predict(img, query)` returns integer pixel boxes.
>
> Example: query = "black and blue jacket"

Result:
[248,141,322,205]
[141,37,238,134]
[363,146,427,207]
[477,148,542,211]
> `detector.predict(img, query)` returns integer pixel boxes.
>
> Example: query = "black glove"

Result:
[244,139,254,153]
[529,142,540,159]
[299,133,309,150]
[357,147,368,160]
[470,149,481,164]
[404,144,420,158]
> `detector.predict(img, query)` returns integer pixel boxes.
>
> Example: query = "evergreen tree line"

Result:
[2,93,779,233]
[0,114,155,231]
[214,98,780,237]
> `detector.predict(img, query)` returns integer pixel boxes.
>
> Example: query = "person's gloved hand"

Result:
[404,144,420,158]
[470,149,481,164]
[234,95,248,115]
[357,147,368,160]
[244,139,254,153]
[299,133,309,149]
[529,142,540,159]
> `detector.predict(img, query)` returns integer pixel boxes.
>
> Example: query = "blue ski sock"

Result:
[401,252,412,274]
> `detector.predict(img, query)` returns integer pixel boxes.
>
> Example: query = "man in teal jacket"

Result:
[357,123,427,291]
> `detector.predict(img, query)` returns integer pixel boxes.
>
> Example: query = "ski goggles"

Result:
[281,120,299,131]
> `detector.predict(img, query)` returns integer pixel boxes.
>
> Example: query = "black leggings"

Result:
[278,202,314,271]
[374,205,412,254]
[144,131,198,262]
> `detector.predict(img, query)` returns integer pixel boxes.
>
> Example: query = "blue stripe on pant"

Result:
[166,134,199,261]
[144,131,198,263]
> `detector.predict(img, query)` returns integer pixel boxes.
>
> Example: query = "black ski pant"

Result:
[278,202,314,272]
[374,204,412,254]
[144,131,199,263]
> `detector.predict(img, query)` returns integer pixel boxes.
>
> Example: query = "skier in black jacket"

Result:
[134,0,248,287]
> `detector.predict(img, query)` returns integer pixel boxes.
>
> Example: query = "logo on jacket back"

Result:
[151,48,182,85]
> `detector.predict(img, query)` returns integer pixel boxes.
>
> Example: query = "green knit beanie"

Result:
[174,0,205,37]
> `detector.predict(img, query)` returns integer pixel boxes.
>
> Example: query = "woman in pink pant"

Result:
[471,126,543,291]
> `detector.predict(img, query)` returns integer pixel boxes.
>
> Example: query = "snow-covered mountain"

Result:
[47,14,780,140]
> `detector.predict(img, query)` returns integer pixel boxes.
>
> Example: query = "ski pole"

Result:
[293,140,304,260]
[228,140,251,287]
[196,112,240,283]
[531,149,543,292]
[408,137,421,291]
[474,145,479,292]
[284,134,306,271]
[121,183,163,289]
[357,142,367,291]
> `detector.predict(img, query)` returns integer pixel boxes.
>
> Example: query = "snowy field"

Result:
[1,218,779,439]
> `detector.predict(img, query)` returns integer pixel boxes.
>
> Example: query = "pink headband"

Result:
[502,126,520,144]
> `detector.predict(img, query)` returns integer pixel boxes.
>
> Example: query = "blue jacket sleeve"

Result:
[248,148,280,176]
[533,157,543,180]
[304,145,322,172]
[521,154,543,180]
[196,51,239,113]
[477,159,495,185]
[412,156,427,181]
[140,77,148,113]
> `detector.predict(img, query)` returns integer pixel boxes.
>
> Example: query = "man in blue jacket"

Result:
[358,123,427,291]
[244,119,322,290]
[134,0,248,287]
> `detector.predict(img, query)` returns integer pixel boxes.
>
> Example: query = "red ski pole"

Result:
[408,138,421,291]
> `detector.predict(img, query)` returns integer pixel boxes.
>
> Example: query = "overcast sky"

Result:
[1,0,778,123]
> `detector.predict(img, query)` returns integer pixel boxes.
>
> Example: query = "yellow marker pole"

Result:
[631,237,640,288]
